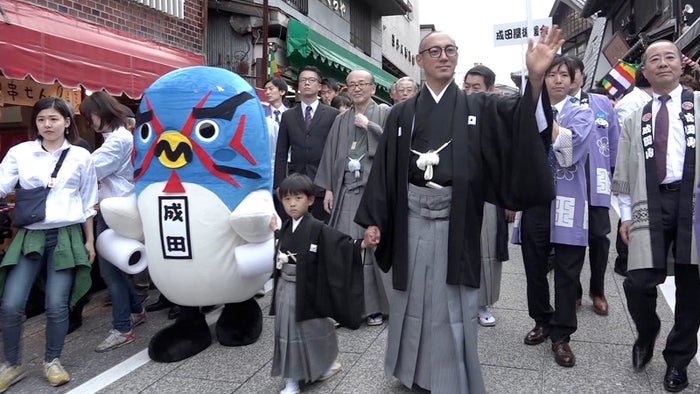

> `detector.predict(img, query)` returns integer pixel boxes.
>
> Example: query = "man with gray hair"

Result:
[391,76,418,104]
[316,69,392,326]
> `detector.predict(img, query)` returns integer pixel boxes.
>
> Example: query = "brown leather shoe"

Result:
[590,294,608,316]
[524,325,550,345]
[552,340,576,367]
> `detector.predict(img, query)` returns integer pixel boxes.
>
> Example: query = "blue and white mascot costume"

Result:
[99,66,276,362]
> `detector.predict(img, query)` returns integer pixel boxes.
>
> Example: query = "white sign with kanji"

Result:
[493,18,552,47]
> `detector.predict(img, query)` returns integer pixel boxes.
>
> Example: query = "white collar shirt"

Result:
[615,87,653,128]
[92,126,135,200]
[653,85,684,184]
[301,100,319,121]
[0,139,98,229]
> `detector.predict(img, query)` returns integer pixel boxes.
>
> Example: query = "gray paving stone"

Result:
[482,365,542,394]
[137,375,240,394]
[477,309,548,370]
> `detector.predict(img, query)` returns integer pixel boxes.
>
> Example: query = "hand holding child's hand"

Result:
[363,226,381,248]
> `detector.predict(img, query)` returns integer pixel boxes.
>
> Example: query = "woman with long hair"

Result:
[79,92,145,353]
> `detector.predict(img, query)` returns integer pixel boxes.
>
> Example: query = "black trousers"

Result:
[578,206,610,297]
[623,188,700,369]
[614,218,628,274]
[520,204,586,342]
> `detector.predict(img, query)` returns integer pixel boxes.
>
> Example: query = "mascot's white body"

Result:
[98,66,276,362]
[102,187,273,306]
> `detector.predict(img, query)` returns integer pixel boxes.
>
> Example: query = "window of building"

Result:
[405,0,414,22]
[284,0,309,15]
[350,1,371,55]
[132,0,185,19]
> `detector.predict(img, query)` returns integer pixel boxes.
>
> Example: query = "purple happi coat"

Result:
[584,93,620,207]
[512,97,593,246]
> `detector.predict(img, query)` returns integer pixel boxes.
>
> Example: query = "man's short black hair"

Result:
[264,77,288,94]
[547,55,575,83]
[279,173,316,198]
[564,55,586,85]
[298,65,323,81]
[465,65,496,89]
[321,77,340,92]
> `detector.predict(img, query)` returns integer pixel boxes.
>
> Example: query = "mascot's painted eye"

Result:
[194,120,219,142]
[138,123,153,144]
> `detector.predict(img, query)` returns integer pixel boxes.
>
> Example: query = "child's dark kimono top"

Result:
[270,213,364,382]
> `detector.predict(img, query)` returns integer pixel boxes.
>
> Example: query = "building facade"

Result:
[0,0,204,156]
[206,0,414,103]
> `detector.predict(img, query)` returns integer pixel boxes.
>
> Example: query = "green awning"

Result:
[286,19,396,100]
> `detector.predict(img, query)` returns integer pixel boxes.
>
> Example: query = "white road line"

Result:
[66,294,245,393]
[66,349,151,394]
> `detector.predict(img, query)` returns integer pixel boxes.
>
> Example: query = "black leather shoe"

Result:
[168,305,181,320]
[632,336,656,371]
[552,340,575,367]
[664,366,689,392]
[524,325,550,345]
[146,295,173,312]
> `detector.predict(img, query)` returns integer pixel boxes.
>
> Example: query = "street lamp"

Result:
[682,4,694,33]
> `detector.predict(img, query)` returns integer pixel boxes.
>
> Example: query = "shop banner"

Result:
[0,77,81,111]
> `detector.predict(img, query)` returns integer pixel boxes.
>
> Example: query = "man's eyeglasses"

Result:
[419,45,458,58]
[347,81,374,89]
[300,77,319,84]
[397,88,415,94]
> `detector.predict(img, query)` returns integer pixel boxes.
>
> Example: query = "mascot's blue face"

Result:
[134,66,271,210]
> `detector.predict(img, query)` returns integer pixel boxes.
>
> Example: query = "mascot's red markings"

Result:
[189,139,241,187]
[179,92,213,138]
[135,92,212,183]
[163,171,186,193]
[134,97,165,182]
[229,115,257,165]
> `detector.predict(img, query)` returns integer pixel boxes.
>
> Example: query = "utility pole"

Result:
[261,0,269,88]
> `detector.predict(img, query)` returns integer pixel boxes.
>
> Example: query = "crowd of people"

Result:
[1,22,700,394]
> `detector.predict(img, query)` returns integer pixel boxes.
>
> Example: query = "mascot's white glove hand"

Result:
[100,194,144,241]
[229,189,276,243]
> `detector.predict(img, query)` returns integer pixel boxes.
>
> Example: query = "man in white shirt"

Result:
[264,77,288,124]
[612,72,653,277]
[612,40,700,392]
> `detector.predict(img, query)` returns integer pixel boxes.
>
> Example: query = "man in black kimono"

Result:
[354,28,562,393]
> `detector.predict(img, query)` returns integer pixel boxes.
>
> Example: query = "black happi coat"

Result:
[270,214,365,329]
[355,82,555,290]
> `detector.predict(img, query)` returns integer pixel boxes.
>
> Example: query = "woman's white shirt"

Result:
[92,126,135,200]
[0,139,98,229]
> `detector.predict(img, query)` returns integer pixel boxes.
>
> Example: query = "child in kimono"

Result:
[270,173,370,394]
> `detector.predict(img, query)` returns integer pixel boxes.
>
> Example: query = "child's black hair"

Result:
[278,173,316,198]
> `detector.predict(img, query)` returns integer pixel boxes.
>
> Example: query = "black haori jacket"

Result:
[355,82,555,290]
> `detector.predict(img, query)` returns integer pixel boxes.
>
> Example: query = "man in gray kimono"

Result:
[613,40,700,393]
[463,64,510,327]
[315,69,391,326]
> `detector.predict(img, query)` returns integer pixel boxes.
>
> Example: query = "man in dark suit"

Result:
[274,65,340,222]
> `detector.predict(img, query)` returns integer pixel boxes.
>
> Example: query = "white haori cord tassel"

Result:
[410,139,452,181]
[276,251,297,269]
[347,154,366,180]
